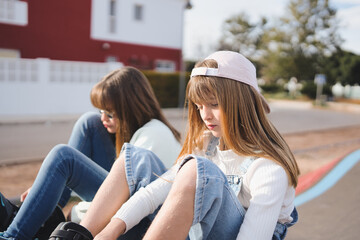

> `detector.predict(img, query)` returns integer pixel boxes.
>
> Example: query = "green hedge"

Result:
[142,71,190,108]
[260,83,283,93]
[300,81,332,99]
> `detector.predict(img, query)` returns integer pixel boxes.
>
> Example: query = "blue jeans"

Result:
[3,112,116,240]
[118,143,167,240]
[118,145,297,239]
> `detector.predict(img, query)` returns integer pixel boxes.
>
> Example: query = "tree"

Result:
[323,50,360,85]
[217,13,268,60]
[280,0,341,56]
[261,0,342,82]
[218,0,343,82]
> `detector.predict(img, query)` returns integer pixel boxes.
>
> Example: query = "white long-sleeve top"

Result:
[114,135,295,240]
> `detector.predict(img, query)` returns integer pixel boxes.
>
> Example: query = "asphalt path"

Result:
[1,101,360,165]
[287,154,360,240]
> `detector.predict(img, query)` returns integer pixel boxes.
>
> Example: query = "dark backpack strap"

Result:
[0,192,19,232]
[35,205,66,240]
[49,222,93,240]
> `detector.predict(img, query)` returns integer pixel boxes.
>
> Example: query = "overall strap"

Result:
[226,157,257,186]
[239,157,257,175]
[205,136,219,157]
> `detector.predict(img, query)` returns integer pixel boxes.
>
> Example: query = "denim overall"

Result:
[188,136,298,240]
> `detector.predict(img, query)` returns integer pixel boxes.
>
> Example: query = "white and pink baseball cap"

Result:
[190,51,270,113]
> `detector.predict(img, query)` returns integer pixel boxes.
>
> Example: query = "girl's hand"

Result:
[94,218,126,240]
[20,187,32,202]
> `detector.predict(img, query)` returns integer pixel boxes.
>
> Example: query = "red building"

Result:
[0,0,187,72]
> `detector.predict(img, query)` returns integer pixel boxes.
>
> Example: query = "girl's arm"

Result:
[86,164,176,240]
[236,159,289,239]
[94,162,176,240]
[93,219,126,240]
[80,154,130,236]
[112,166,176,233]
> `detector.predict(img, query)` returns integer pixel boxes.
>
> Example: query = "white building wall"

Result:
[91,0,184,49]
[0,58,123,116]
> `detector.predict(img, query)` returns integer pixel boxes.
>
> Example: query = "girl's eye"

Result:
[195,104,203,110]
[211,103,218,107]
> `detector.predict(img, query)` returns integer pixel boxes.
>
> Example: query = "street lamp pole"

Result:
[178,0,192,108]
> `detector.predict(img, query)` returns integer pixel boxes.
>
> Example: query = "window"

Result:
[0,0,28,26]
[106,56,118,62]
[155,60,176,72]
[134,4,143,21]
[109,0,116,33]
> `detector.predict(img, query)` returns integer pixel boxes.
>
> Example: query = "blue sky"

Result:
[183,0,360,60]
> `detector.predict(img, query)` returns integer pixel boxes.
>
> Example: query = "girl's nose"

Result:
[202,106,213,120]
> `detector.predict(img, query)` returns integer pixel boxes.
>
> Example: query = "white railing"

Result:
[0,58,121,83]
[0,0,28,26]
[0,57,123,116]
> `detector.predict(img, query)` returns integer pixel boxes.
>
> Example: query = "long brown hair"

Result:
[91,67,181,157]
[178,60,300,187]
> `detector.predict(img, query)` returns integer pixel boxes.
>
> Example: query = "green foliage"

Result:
[217,0,346,84]
[300,81,332,99]
[217,13,268,59]
[142,71,190,108]
[301,81,317,99]
[323,84,333,97]
[260,83,283,93]
[323,50,360,85]
[185,60,196,72]
[281,0,341,56]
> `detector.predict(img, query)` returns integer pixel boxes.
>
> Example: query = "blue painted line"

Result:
[295,149,360,207]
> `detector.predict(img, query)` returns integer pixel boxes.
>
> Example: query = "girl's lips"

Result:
[207,124,216,130]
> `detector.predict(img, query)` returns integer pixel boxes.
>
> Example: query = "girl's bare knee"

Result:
[175,158,197,191]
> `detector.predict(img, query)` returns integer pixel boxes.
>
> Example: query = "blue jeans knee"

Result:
[68,111,116,170]
[122,143,167,196]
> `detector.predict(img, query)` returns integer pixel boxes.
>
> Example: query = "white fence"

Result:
[0,58,123,117]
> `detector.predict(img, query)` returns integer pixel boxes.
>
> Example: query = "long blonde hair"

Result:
[178,60,300,187]
[91,67,181,157]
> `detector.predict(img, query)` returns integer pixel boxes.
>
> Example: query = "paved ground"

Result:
[287,156,360,240]
[1,100,360,239]
[1,100,360,165]
[0,109,187,165]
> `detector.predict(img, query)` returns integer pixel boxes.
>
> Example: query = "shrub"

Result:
[260,83,283,93]
[142,71,190,108]
[300,81,333,99]
[300,81,317,99]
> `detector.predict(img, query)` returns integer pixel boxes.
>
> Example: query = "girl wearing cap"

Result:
[57,51,299,240]
[0,67,182,240]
